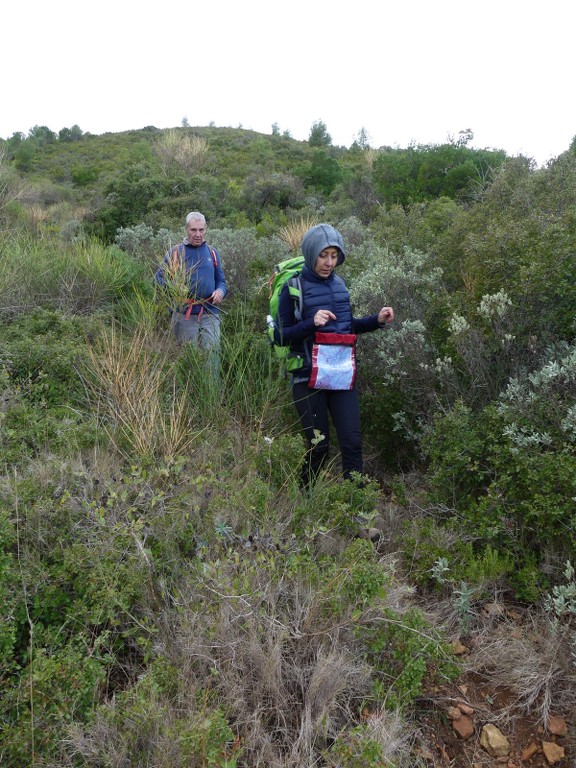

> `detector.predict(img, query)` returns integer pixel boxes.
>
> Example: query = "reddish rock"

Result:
[456,701,475,715]
[547,715,567,737]
[520,741,540,761]
[452,714,474,739]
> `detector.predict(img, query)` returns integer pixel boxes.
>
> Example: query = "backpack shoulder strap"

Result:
[171,242,186,269]
[207,245,218,268]
[287,275,303,322]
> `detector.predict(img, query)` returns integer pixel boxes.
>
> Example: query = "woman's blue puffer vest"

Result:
[293,266,353,377]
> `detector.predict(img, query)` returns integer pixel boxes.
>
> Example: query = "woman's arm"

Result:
[274,283,316,345]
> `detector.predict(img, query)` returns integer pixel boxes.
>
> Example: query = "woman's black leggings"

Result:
[292,382,362,486]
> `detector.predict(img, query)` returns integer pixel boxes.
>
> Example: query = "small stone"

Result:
[542,741,565,764]
[520,742,540,761]
[452,714,474,739]
[456,701,475,715]
[547,715,567,736]
[447,706,463,719]
[480,724,510,757]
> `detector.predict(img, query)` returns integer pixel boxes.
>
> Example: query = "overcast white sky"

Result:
[3,0,574,167]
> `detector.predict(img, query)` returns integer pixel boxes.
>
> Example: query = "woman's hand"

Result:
[378,306,394,324]
[314,309,337,327]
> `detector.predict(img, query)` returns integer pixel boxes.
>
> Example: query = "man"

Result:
[154,211,227,376]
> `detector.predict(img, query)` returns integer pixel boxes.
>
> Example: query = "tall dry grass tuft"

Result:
[84,323,201,461]
[277,216,320,253]
[26,204,49,236]
[153,247,194,315]
[462,610,576,726]
[150,557,418,768]
[364,147,380,169]
[155,128,209,175]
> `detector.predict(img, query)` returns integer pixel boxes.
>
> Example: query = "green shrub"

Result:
[0,308,101,463]
[422,344,576,596]
[0,308,90,407]
[0,231,149,317]
[340,538,391,604]
[254,431,305,491]
[68,666,240,767]
[0,637,109,766]
[293,474,381,537]
[362,606,459,711]
[0,508,16,667]
[327,722,389,768]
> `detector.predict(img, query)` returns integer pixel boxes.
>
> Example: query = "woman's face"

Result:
[314,247,340,278]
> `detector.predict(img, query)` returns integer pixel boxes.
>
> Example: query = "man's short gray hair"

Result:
[186,211,206,225]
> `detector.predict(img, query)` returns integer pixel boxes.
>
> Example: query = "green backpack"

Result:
[266,254,305,372]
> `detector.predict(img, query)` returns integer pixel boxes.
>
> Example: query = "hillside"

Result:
[0,126,575,766]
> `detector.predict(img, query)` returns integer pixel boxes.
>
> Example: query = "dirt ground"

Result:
[414,639,572,767]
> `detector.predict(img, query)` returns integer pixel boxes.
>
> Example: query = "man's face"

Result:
[186,220,206,246]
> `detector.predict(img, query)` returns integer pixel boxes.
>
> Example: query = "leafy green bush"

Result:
[0,639,109,766]
[327,719,394,768]
[0,308,90,407]
[254,431,305,491]
[361,606,459,711]
[422,345,576,592]
[293,474,381,538]
[0,309,101,462]
[209,226,289,300]
[0,508,16,668]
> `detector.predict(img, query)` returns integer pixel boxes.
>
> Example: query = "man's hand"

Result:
[209,289,224,305]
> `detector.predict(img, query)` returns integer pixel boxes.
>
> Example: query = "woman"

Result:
[275,223,394,487]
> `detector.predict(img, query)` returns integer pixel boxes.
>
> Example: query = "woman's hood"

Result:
[301,224,346,271]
